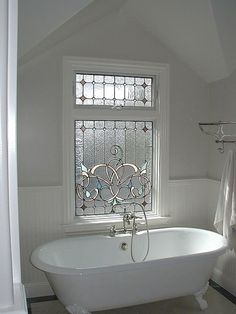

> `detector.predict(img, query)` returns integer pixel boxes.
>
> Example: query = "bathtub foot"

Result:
[66,304,91,314]
[194,282,209,310]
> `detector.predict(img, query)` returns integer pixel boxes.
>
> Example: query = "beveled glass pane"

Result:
[75,72,155,107]
[115,76,125,84]
[135,86,144,100]
[115,100,124,107]
[94,75,103,82]
[84,121,94,128]
[135,77,144,85]
[145,86,152,101]
[105,84,114,99]
[136,101,144,107]
[76,74,83,82]
[125,77,135,84]
[145,78,152,85]
[95,129,105,164]
[76,98,82,105]
[105,120,114,128]
[94,84,103,98]
[83,129,94,169]
[76,83,83,98]
[125,85,134,100]
[136,121,144,129]
[84,74,93,82]
[74,120,153,216]
[125,100,134,107]
[126,121,135,129]
[105,100,114,106]
[125,129,135,163]
[116,121,126,129]
[95,121,104,128]
[84,98,92,105]
[105,76,114,83]
[84,83,93,98]
[115,85,124,99]
[94,99,104,106]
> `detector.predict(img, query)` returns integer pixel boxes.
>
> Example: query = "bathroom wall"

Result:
[18,11,211,296]
[18,11,209,186]
[207,70,236,296]
[19,179,212,297]
[208,69,236,179]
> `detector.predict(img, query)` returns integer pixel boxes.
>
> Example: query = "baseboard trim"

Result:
[211,267,236,298]
[24,282,54,298]
[0,283,28,313]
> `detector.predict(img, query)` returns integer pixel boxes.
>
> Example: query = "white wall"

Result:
[208,69,236,179]
[18,11,212,297]
[207,70,236,296]
[18,0,93,57]
[18,11,209,186]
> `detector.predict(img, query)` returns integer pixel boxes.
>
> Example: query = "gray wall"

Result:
[17,12,209,186]
[208,69,236,179]
[18,9,236,297]
[207,70,236,296]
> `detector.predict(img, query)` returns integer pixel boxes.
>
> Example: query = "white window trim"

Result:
[62,57,170,234]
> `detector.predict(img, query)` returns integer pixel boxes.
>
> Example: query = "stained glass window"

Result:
[74,120,153,216]
[75,73,154,107]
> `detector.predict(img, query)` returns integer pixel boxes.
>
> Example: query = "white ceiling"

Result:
[18,0,236,83]
[18,0,93,57]
[123,0,236,82]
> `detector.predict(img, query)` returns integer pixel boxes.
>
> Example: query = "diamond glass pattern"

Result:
[75,73,154,107]
[74,120,153,216]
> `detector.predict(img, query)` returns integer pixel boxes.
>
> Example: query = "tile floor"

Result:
[29,286,236,314]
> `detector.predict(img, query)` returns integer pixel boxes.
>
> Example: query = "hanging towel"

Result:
[214,150,236,250]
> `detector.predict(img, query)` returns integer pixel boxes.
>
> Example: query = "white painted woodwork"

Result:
[0,0,14,307]
[62,57,169,227]
[0,0,27,312]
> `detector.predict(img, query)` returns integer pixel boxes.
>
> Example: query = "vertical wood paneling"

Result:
[18,186,64,287]
[168,179,210,228]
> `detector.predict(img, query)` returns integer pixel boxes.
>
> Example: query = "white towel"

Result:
[214,150,236,250]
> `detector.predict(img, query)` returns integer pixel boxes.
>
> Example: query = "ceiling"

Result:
[18,0,236,83]
[18,0,93,57]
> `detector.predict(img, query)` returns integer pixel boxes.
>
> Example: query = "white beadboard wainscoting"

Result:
[18,179,236,298]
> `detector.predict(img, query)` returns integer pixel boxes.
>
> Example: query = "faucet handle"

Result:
[109,225,116,236]
[130,212,142,220]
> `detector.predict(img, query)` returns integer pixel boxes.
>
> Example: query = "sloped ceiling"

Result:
[123,0,236,82]
[18,0,236,83]
[18,0,93,57]
[18,0,126,65]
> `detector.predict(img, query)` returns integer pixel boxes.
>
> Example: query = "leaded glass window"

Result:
[75,73,154,107]
[75,120,153,216]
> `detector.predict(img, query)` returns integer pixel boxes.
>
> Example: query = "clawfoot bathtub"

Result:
[31,228,227,313]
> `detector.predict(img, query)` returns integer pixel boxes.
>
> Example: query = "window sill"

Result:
[63,215,171,235]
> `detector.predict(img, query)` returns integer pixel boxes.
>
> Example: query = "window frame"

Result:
[62,57,169,233]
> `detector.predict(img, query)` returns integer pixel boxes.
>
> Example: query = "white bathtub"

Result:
[31,228,227,313]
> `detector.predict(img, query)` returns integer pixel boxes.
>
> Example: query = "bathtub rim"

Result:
[31,227,227,275]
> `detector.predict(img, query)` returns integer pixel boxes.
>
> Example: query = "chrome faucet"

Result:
[123,212,142,232]
[109,212,142,236]
[109,225,117,237]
